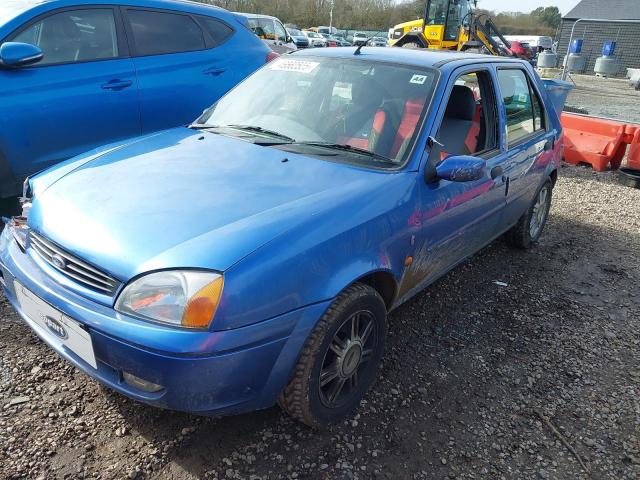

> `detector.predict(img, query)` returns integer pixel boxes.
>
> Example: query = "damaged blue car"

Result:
[0,48,562,427]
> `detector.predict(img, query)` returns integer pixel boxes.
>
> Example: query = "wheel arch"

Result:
[393,32,429,49]
[353,270,397,311]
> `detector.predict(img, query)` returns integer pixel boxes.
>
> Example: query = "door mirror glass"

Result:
[436,155,486,182]
[0,42,43,68]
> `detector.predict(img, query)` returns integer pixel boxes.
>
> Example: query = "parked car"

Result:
[316,25,337,35]
[302,30,326,48]
[367,36,387,47]
[352,31,368,46]
[235,12,296,54]
[328,34,351,47]
[319,33,338,47]
[1,48,562,427]
[287,28,310,49]
[0,0,271,199]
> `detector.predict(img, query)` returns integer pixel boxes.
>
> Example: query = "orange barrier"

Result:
[561,113,640,172]
[628,127,640,170]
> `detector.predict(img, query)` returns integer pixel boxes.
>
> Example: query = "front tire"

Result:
[279,283,387,428]
[506,179,553,249]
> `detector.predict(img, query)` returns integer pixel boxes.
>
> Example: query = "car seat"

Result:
[39,15,82,64]
[438,85,480,156]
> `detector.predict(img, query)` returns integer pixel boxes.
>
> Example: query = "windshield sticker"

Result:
[410,74,428,85]
[270,59,320,74]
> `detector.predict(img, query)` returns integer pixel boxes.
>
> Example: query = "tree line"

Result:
[195,1,562,35]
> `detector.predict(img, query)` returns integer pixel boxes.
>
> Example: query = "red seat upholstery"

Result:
[337,109,387,151]
[390,98,426,158]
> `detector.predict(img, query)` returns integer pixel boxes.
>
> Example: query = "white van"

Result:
[236,13,297,54]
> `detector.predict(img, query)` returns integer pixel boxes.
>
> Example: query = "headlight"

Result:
[115,270,223,328]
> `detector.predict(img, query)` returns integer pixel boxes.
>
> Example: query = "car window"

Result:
[126,9,205,56]
[198,16,233,46]
[531,82,545,131]
[436,71,497,157]
[274,20,287,42]
[498,69,544,146]
[11,9,118,65]
[199,57,437,168]
[257,18,275,41]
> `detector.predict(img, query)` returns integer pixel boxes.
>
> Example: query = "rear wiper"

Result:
[296,142,393,163]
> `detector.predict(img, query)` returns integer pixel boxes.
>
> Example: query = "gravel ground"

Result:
[563,74,640,124]
[1,165,639,480]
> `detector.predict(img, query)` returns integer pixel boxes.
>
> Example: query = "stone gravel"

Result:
[1,165,639,479]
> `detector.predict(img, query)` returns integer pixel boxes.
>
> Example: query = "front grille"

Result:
[29,231,120,295]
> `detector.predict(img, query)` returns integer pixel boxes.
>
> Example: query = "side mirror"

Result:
[0,42,43,69]
[435,155,486,182]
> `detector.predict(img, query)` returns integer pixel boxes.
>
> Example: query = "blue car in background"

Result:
[0,0,271,198]
[0,48,563,427]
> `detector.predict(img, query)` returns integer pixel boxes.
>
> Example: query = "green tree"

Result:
[532,6,561,30]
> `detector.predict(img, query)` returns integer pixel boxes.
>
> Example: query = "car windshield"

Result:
[289,28,302,36]
[197,56,437,168]
[306,31,320,38]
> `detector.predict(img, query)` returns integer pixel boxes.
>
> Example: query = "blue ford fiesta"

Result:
[0,47,562,427]
[0,0,271,198]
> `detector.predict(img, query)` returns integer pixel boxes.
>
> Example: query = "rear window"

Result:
[198,16,233,46]
[127,9,205,56]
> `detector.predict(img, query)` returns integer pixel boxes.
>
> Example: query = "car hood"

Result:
[28,128,389,281]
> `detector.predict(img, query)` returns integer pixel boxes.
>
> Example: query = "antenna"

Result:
[354,44,364,55]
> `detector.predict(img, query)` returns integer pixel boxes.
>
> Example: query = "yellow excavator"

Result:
[389,0,518,57]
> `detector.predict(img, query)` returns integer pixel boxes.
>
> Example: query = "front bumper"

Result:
[0,230,330,415]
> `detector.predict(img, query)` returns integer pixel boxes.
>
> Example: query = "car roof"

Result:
[1,0,225,18]
[292,46,528,70]
[234,12,276,20]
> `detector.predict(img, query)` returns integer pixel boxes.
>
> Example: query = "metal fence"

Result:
[556,19,640,78]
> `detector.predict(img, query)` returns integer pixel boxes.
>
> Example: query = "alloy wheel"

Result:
[529,185,550,238]
[318,310,377,408]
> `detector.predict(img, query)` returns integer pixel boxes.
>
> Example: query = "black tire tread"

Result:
[506,179,553,249]
[278,283,383,428]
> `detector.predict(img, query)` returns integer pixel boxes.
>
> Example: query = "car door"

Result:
[495,67,556,226]
[0,6,139,177]
[273,18,296,53]
[122,8,234,134]
[401,67,508,294]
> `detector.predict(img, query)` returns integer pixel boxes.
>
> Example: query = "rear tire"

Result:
[278,283,387,428]
[506,179,553,249]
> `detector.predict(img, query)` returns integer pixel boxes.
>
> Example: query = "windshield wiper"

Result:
[188,124,295,142]
[224,124,296,142]
[296,142,393,163]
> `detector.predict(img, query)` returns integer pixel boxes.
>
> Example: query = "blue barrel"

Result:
[602,41,616,57]
[570,38,583,54]
[542,79,574,117]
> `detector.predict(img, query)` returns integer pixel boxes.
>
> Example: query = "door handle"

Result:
[203,67,226,77]
[490,165,503,180]
[101,79,133,91]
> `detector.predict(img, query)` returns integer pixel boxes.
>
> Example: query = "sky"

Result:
[477,0,579,15]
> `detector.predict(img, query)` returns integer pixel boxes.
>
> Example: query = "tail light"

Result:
[266,51,280,63]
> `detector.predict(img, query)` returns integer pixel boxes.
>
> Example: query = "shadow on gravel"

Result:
[91,208,639,479]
